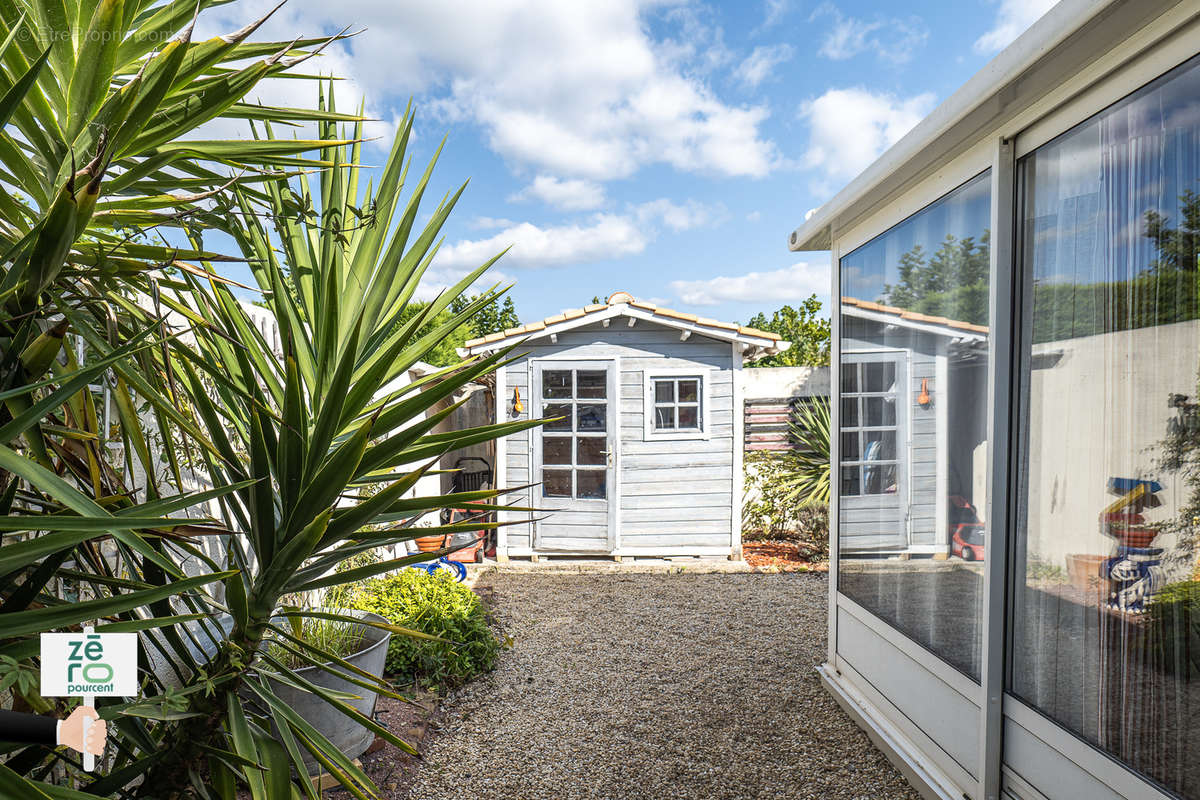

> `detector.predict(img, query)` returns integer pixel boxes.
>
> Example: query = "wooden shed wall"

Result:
[498,320,736,555]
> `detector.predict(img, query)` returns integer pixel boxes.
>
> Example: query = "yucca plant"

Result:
[93,98,535,797]
[0,1,486,797]
[781,397,831,506]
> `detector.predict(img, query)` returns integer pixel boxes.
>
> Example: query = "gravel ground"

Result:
[404,572,920,800]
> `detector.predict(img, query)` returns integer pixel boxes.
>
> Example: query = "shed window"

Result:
[643,370,712,440]
[652,377,702,431]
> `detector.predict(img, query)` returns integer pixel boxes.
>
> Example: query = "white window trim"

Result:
[642,368,712,441]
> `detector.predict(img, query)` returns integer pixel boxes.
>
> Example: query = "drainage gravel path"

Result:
[404,572,920,800]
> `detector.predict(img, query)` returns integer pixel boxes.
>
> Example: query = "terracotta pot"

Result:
[414,534,447,553]
[1066,553,1110,593]
[1110,525,1160,549]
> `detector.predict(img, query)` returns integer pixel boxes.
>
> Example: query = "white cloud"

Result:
[191,5,396,147]
[633,198,723,232]
[801,88,936,183]
[469,216,518,230]
[670,262,830,306]
[812,4,928,64]
[746,211,762,222]
[239,1,778,181]
[734,44,795,88]
[435,215,649,272]
[435,197,722,279]
[509,175,606,211]
[974,0,1058,54]
[760,0,791,30]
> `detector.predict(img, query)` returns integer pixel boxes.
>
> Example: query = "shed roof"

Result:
[788,0,1185,252]
[841,297,988,340]
[458,291,790,360]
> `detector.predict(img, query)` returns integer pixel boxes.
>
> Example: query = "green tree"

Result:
[881,231,991,325]
[745,295,831,367]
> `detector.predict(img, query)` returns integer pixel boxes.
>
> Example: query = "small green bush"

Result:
[743,451,830,560]
[1148,580,1200,677]
[348,569,502,688]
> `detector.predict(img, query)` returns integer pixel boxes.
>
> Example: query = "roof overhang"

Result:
[788,0,1192,252]
[458,302,790,361]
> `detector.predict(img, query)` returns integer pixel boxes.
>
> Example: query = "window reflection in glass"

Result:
[577,471,606,499]
[577,404,606,431]
[543,436,571,465]
[576,370,606,398]
[838,169,992,680]
[543,370,571,398]
[1011,55,1200,796]
[543,469,571,497]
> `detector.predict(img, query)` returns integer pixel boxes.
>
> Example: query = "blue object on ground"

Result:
[412,557,467,582]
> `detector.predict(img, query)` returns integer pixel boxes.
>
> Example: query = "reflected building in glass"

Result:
[787,3,1200,799]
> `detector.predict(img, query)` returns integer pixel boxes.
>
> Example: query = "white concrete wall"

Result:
[740,366,830,400]
[1025,318,1200,575]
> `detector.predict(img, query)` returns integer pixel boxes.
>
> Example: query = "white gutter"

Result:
[788,0,1187,252]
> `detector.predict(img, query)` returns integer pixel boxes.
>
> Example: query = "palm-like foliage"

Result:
[114,99,538,797]
[780,398,830,506]
[0,3,534,798]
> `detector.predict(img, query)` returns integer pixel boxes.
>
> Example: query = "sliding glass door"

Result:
[1011,52,1200,798]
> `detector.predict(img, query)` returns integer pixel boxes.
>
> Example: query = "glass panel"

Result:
[864,430,896,461]
[542,469,571,497]
[543,403,572,431]
[862,463,897,495]
[862,362,895,393]
[841,466,861,497]
[577,437,606,466]
[576,470,606,499]
[841,432,860,461]
[543,436,571,465]
[838,168,992,681]
[577,370,606,399]
[544,370,571,399]
[654,406,675,429]
[678,379,699,403]
[678,406,699,429]
[841,364,859,394]
[1010,55,1200,796]
[863,396,896,427]
[841,397,859,428]
[577,403,606,432]
[655,380,674,403]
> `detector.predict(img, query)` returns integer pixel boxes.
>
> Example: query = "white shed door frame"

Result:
[531,359,619,553]
[839,349,910,552]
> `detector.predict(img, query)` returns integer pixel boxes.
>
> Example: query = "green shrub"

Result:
[349,569,502,688]
[1148,580,1200,677]
[743,450,830,560]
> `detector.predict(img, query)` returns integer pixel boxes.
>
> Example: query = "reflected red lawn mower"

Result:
[949,495,985,562]
[438,456,493,564]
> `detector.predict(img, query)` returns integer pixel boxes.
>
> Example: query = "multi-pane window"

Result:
[840,361,900,496]
[541,368,607,500]
[652,377,702,431]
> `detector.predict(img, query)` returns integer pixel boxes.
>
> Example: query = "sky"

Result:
[198,0,1059,326]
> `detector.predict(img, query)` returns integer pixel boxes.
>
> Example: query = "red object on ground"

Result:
[949,495,985,562]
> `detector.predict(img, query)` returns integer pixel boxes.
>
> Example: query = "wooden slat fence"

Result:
[745,397,821,452]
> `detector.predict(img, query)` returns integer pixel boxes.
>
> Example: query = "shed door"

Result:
[839,352,908,552]
[532,361,617,552]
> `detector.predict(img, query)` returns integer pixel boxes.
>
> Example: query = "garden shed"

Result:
[458,291,789,561]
